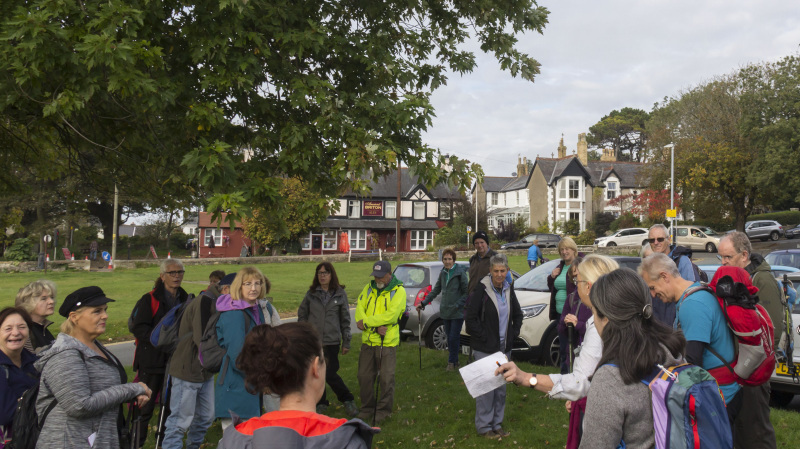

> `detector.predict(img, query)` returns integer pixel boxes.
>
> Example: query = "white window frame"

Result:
[348,200,360,219]
[413,202,425,220]
[410,230,433,250]
[385,201,397,219]
[301,232,312,250]
[323,230,338,250]
[439,202,451,220]
[607,181,618,200]
[516,191,520,206]
[569,180,580,199]
[491,193,498,206]
[348,229,367,250]
[569,212,580,222]
[205,228,222,246]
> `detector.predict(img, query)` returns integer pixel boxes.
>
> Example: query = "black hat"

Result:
[473,231,489,244]
[59,286,115,317]
[219,273,237,286]
[370,260,392,277]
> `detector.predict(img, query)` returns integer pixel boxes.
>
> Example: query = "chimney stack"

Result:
[577,133,588,165]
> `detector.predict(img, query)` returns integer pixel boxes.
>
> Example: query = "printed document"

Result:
[459,352,508,398]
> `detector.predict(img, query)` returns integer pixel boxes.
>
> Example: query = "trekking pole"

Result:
[566,323,575,372]
[418,308,423,370]
[131,402,142,449]
[373,332,385,427]
[154,374,171,448]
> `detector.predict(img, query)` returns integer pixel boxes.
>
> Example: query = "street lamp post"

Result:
[665,144,676,243]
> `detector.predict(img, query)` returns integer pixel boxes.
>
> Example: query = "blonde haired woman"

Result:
[36,287,151,448]
[498,254,619,449]
[215,267,273,429]
[547,236,582,373]
[15,280,57,353]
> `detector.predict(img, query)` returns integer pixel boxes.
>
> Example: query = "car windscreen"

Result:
[513,259,561,291]
[393,265,430,288]
[766,253,800,270]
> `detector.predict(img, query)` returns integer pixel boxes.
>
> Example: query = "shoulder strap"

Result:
[39,394,59,427]
[150,290,160,317]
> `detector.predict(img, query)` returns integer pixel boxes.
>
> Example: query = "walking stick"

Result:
[154,373,171,448]
[566,323,575,372]
[373,333,385,427]
[418,308,423,370]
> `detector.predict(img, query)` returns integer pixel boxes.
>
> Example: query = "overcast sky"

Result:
[422,0,800,177]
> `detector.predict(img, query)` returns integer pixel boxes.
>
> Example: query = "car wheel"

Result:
[541,328,561,367]
[771,231,780,241]
[705,242,716,253]
[770,390,794,408]
[606,241,617,247]
[425,319,448,350]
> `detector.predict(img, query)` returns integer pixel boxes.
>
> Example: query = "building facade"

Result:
[198,212,250,258]
[298,168,461,254]
[473,156,531,231]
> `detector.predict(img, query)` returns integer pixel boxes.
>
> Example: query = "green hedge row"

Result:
[748,210,800,226]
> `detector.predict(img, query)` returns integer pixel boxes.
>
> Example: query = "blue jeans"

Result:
[162,377,215,449]
[444,318,464,365]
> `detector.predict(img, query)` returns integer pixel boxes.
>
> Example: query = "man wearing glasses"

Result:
[647,224,697,326]
[131,259,192,446]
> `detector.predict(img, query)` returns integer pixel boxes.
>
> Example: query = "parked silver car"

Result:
[744,220,784,241]
[396,261,519,349]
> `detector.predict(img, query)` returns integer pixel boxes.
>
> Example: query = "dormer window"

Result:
[607,181,618,199]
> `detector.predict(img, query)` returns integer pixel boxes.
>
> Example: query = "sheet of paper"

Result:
[459,352,508,398]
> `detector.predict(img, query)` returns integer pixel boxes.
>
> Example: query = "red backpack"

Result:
[705,266,776,386]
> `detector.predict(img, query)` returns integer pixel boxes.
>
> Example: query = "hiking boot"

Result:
[446,363,455,371]
[493,428,510,438]
[344,400,359,417]
[478,430,499,439]
[316,403,329,414]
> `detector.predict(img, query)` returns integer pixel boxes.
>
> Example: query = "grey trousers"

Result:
[473,350,509,433]
[357,344,397,422]
[733,383,776,449]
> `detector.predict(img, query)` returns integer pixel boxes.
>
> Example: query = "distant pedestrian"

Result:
[417,249,468,371]
[89,240,98,261]
[465,253,522,439]
[297,262,358,417]
[527,239,544,270]
[14,280,57,353]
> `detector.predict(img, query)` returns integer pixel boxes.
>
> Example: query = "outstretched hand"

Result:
[494,361,532,387]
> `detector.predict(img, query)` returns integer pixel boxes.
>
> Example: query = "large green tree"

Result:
[587,107,649,162]
[0,0,550,227]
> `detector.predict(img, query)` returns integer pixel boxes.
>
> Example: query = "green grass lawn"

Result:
[126,340,800,448]
[0,255,535,340]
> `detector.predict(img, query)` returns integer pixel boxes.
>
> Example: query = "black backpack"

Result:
[670,245,708,283]
[0,363,57,449]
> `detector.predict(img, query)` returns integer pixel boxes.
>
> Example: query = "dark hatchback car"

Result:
[500,233,561,250]
[765,250,800,271]
[784,225,800,239]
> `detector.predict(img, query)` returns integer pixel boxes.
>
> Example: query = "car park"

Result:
[459,256,642,365]
[396,261,520,350]
[500,233,561,250]
[673,225,720,252]
[594,228,648,247]
[765,250,800,271]
[743,220,784,241]
[784,224,800,239]
[699,264,800,282]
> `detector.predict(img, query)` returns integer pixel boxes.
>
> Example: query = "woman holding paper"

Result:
[464,253,522,440]
[496,254,619,449]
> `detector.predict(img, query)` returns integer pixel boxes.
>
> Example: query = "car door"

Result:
[627,229,647,246]
[675,227,690,247]
[688,227,707,250]
[750,222,766,239]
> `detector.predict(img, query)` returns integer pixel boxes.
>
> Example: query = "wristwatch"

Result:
[528,374,538,388]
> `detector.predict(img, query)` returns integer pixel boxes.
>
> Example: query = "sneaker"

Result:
[344,400,359,417]
[316,403,329,414]
[446,363,455,371]
[478,430,499,439]
[493,428,510,438]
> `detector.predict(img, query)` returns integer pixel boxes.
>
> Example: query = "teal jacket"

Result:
[422,264,469,320]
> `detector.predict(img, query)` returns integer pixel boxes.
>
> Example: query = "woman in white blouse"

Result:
[496,254,619,449]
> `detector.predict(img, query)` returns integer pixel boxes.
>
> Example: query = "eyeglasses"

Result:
[647,237,667,244]
[243,281,263,288]
[166,270,185,277]
[318,271,331,276]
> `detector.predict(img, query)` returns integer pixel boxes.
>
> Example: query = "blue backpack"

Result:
[150,298,193,354]
[613,363,732,449]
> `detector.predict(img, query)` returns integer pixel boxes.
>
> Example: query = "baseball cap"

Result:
[370,260,392,277]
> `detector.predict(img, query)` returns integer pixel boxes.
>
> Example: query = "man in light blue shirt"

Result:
[526,239,543,270]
